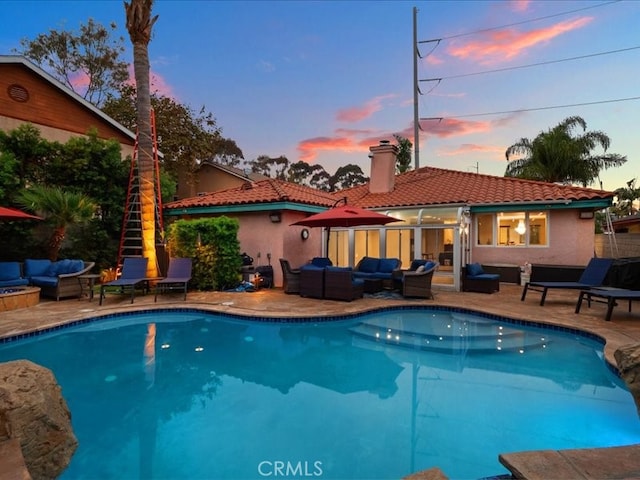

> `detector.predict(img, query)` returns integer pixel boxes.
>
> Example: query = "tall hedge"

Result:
[166,217,242,290]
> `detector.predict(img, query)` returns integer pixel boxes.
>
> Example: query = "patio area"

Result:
[1,283,639,479]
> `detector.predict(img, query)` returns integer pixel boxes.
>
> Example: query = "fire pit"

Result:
[0,286,40,312]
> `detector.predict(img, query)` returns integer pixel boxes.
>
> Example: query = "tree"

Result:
[329,164,368,191]
[394,134,413,174]
[125,0,159,278]
[612,179,640,217]
[286,161,330,189]
[251,155,290,179]
[102,85,244,180]
[505,116,627,187]
[17,186,96,261]
[16,18,128,107]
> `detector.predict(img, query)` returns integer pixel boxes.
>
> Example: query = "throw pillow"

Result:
[415,265,426,273]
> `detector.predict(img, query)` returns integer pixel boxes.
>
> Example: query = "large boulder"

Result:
[614,343,640,417]
[0,360,77,479]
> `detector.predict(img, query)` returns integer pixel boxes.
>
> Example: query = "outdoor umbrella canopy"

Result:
[291,203,400,229]
[291,203,401,253]
[0,206,43,221]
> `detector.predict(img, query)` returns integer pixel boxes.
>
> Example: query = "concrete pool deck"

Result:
[1,283,639,479]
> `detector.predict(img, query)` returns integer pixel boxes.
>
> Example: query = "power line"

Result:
[420,96,640,120]
[424,0,620,42]
[420,46,640,82]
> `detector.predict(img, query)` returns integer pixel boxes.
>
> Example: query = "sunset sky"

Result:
[1,0,638,192]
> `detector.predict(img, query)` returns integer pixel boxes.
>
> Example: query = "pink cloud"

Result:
[447,17,593,64]
[509,0,531,12]
[336,94,396,122]
[419,117,493,138]
[437,143,505,157]
[297,136,361,162]
[126,64,177,99]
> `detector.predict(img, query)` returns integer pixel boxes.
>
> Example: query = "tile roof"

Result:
[165,178,337,209]
[341,166,614,208]
[165,166,614,211]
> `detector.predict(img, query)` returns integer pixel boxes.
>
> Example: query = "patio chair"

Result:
[324,266,364,301]
[99,257,149,305]
[279,258,301,294]
[521,257,613,306]
[154,257,192,302]
[400,261,439,299]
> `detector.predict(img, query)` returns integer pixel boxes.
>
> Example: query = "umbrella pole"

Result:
[325,227,331,258]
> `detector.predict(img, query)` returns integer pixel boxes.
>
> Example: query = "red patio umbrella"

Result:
[0,206,43,221]
[291,202,400,252]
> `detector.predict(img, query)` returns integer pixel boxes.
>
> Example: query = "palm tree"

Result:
[613,178,640,217]
[505,116,626,187]
[17,186,95,261]
[125,0,159,278]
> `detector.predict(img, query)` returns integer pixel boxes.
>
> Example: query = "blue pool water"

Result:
[1,308,639,480]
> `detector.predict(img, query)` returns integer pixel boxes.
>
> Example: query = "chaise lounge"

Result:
[521,257,613,306]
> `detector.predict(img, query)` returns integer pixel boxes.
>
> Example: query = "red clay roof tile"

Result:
[166,166,613,211]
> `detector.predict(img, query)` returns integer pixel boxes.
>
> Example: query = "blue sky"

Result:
[1,0,638,191]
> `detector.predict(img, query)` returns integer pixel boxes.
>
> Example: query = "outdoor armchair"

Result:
[279,258,301,294]
[324,266,364,301]
[400,261,439,299]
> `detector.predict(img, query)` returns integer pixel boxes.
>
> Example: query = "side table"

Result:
[78,274,101,301]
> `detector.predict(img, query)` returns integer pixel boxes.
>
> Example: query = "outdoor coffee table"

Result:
[363,278,384,293]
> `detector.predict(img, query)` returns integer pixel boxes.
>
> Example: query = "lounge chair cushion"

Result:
[469,273,499,281]
[24,259,52,278]
[29,276,58,287]
[46,259,84,276]
[410,259,427,271]
[466,262,484,277]
[379,258,399,273]
[358,257,380,273]
[326,266,352,272]
[311,257,333,268]
[0,262,21,281]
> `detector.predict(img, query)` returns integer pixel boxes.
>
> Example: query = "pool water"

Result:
[0,308,639,479]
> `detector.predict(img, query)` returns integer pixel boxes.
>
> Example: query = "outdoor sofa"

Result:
[0,262,29,287]
[23,258,95,300]
[352,256,402,288]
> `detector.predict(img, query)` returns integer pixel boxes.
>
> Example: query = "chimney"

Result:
[369,140,398,194]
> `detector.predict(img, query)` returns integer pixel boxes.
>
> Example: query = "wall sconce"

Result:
[515,219,527,235]
[579,210,594,219]
[269,212,281,223]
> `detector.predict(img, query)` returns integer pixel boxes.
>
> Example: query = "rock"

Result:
[402,466,449,480]
[0,360,77,479]
[614,343,640,417]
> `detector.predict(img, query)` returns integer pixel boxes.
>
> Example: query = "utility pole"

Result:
[413,6,420,169]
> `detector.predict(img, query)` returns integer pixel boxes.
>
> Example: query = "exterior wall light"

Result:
[269,212,281,223]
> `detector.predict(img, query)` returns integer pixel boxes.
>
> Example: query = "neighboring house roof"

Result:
[166,165,614,215]
[199,161,269,182]
[341,166,614,210]
[165,178,337,214]
[0,55,136,143]
[612,213,640,228]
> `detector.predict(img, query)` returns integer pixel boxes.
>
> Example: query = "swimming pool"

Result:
[0,307,639,479]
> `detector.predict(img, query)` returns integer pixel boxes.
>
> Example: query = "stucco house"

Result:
[166,142,614,290]
[0,55,135,157]
[174,161,268,201]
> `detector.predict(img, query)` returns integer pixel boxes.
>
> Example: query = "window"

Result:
[476,214,493,245]
[477,212,548,246]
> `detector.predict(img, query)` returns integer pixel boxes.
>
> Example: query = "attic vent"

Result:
[7,84,29,103]
[241,182,253,190]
